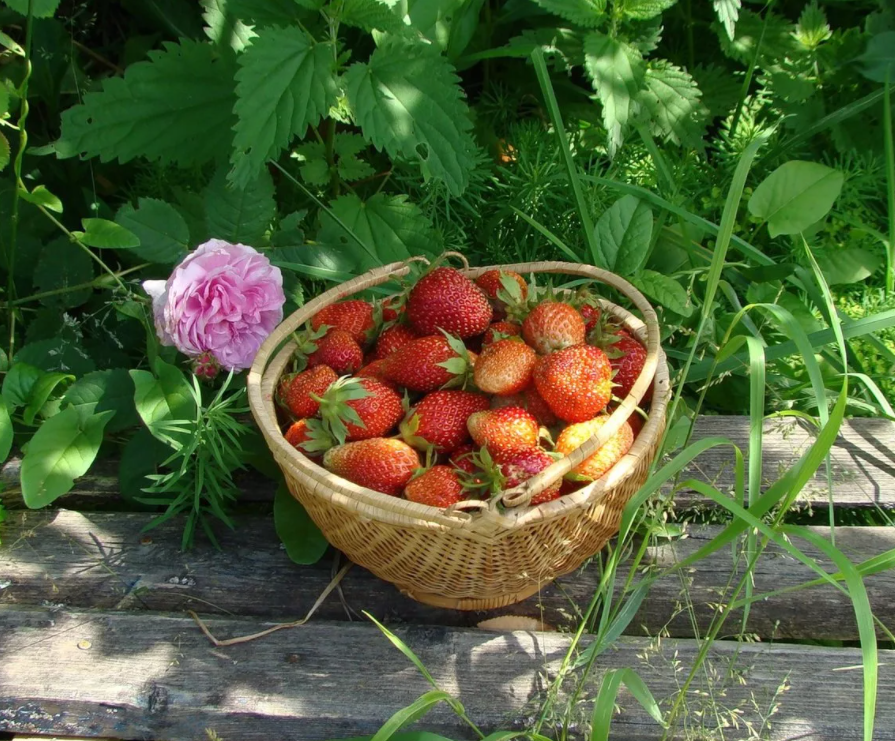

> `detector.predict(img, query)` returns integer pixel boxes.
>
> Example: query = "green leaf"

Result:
[119,427,171,504]
[230,26,338,188]
[292,141,331,186]
[23,372,72,425]
[274,482,329,564]
[370,690,456,741]
[814,248,882,285]
[130,358,198,447]
[531,0,606,27]
[0,131,9,173]
[621,0,676,20]
[114,198,190,263]
[631,269,692,316]
[638,61,707,146]
[19,406,114,509]
[0,398,12,464]
[345,34,476,196]
[592,195,653,274]
[795,2,831,49]
[77,218,140,249]
[33,237,95,309]
[318,193,438,271]
[858,31,895,83]
[333,133,375,182]
[2,363,44,409]
[2,0,60,18]
[583,32,644,157]
[19,184,63,213]
[205,165,276,246]
[718,8,796,66]
[57,39,237,168]
[15,339,96,376]
[713,0,740,39]
[590,668,665,740]
[63,369,139,434]
[341,0,405,33]
[748,160,844,237]
[200,0,257,51]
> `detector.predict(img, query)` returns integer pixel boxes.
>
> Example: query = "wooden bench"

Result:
[2,415,895,740]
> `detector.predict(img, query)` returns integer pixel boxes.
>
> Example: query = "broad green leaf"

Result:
[813,249,881,285]
[318,193,438,271]
[2,363,44,409]
[23,372,72,425]
[292,141,331,186]
[274,482,329,564]
[33,237,94,309]
[57,39,237,168]
[345,34,476,196]
[748,161,844,237]
[0,398,12,464]
[63,369,139,434]
[77,218,140,249]
[631,269,692,316]
[583,32,644,157]
[114,198,190,263]
[20,406,114,509]
[333,133,375,182]
[119,427,171,504]
[130,359,198,447]
[532,0,605,27]
[19,184,63,213]
[858,31,895,83]
[621,0,676,20]
[592,195,653,274]
[2,0,60,18]
[341,0,405,33]
[0,131,9,172]
[205,165,276,246]
[200,0,257,51]
[713,0,740,39]
[230,26,338,187]
[638,61,707,146]
[15,339,95,376]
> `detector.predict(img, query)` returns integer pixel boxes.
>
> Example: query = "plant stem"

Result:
[884,71,895,296]
[11,263,150,306]
[729,1,772,141]
[324,118,339,196]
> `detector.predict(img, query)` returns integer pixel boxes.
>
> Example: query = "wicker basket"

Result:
[248,258,671,610]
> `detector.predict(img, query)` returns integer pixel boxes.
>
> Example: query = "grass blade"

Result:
[590,668,665,741]
[884,71,895,294]
[510,206,585,262]
[370,691,457,741]
[365,612,438,689]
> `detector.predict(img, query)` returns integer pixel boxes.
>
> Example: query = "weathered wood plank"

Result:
[1,606,892,740]
[3,509,893,640]
[4,416,893,511]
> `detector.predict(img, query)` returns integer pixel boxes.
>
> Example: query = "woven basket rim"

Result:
[247,259,670,534]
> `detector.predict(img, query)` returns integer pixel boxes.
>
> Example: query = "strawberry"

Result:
[500,448,562,506]
[311,300,375,345]
[382,334,474,392]
[380,295,405,323]
[307,328,364,374]
[356,359,397,389]
[373,324,417,360]
[628,413,644,437]
[401,389,490,453]
[449,443,479,474]
[317,377,403,443]
[277,365,337,418]
[475,270,528,317]
[467,406,540,461]
[533,344,612,423]
[323,438,420,495]
[473,339,537,396]
[579,304,601,333]
[489,386,558,427]
[404,465,467,508]
[554,416,634,481]
[284,418,335,457]
[522,301,586,355]
[406,267,493,339]
[609,333,651,401]
[483,321,521,346]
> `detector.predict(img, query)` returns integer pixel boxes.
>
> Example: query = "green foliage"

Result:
[115,198,191,263]
[205,165,276,246]
[748,161,845,237]
[592,195,653,274]
[33,238,94,308]
[274,482,330,564]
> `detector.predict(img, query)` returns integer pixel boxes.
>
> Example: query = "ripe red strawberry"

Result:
[356,359,397,389]
[323,438,420,495]
[555,416,634,481]
[311,300,375,345]
[489,387,558,426]
[609,333,651,401]
[500,448,562,506]
[533,345,612,423]
[473,339,536,396]
[628,413,644,437]
[522,301,586,354]
[382,334,474,392]
[475,270,528,316]
[373,324,417,360]
[401,390,489,453]
[406,267,493,339]
[404,465,467,508]
[284,418,335,457]
[307,329,363,374]
[277,365,337,418]
[579,304,601,333]
[317,377,403,443]
[449,443,479,474]
[380,295,405,323]
[467,406,540,461]
[482,321,521,346]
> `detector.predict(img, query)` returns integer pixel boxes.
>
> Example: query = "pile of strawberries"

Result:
[275,261,652,510]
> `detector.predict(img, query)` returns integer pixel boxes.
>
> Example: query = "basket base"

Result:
[399,580,550,611]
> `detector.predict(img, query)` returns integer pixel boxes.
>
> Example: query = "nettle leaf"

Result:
[57,39,237,168]
[632,270,692,316]
[583,32,644,157]
[205,165,276,246]
[341,0,405,33]
[230,26,339,188]
[115,198,190,264]
[319,193,439,271]
[748,161,844,237]
[593,195,653,275]
[293,141,331,186]
[713,0,740,40]
[622,0,677,21]
[201,0,257,51]
[858,31,895,83]
[532,0,606,27]
[795,2,831,49]
[2,0,60,18]
[345,34,476,196]
[334,132,375,182]
[77,218,140,249]
[274,481,329,564]
[718,9,796,66]
[63,369,139,434]
[638,62,707,146]
[33,237,94,309]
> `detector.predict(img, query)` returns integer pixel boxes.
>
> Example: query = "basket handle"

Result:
[475,262,661,509]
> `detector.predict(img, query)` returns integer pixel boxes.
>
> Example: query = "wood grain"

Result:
[3,509,893,640]
[1,606,892,740]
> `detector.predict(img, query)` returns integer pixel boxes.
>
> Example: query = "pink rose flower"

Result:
[143,239,285,371]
